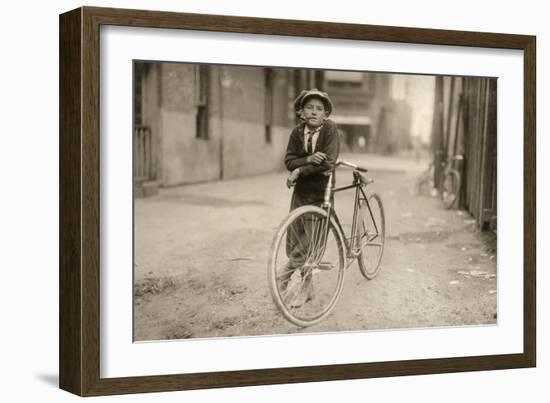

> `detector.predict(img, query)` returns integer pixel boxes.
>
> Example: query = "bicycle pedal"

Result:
[316,262,334,271]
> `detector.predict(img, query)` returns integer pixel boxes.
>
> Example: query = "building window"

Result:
[133,62,146,126]
[195,65,209,140]
[264,68,274,144]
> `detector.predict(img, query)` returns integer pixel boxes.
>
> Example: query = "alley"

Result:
[133,153,497,341]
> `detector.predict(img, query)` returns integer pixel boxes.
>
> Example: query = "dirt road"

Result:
[134,154,496,341]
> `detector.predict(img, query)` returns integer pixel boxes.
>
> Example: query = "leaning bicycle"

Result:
[267,160,385,327]
[411,154,463,210]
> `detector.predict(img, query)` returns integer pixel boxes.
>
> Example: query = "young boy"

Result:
[285,88,339,197]
[282,89,340,305]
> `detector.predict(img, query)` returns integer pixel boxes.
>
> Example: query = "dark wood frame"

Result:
[59,6,536,396]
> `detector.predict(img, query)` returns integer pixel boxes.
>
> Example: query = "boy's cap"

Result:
[300,89,333,116]
[293,90,309,113]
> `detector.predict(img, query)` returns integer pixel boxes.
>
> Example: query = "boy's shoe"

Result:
[316,261,335,271]
[286,273,314,308]
[277,260,301,292]
[282,270,303,306]
[277,259,306,290]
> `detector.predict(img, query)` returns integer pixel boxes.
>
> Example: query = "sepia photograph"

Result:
[132,61,497,341]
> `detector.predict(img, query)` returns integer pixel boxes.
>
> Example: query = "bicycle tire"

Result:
[357,193,386,280]
[267,205,346,327]
[442,169,461,209]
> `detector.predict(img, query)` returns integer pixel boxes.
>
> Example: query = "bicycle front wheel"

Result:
[268,205,346,327]
[357,193,386,280]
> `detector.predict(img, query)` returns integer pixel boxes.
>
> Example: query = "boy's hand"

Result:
[287,168,301,188]
[307,152,327,165]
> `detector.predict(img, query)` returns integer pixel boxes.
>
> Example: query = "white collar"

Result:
[304,124,323,135]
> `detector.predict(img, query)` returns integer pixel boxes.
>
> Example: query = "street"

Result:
[133,153,497,341]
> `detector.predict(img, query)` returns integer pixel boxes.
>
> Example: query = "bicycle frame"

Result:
[321,168,379,258]
[445,154,463,172]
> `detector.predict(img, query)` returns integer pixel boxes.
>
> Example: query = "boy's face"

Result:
[302,98,327,128]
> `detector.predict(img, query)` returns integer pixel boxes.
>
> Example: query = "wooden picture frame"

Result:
[59,6,536,396]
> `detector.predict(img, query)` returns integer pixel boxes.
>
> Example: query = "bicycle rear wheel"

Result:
[357,193,385,280]
[268,205,346,327]
[442,169,461,209]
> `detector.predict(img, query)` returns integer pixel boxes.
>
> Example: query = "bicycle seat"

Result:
[354,171,374,185]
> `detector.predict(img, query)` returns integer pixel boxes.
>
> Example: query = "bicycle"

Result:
[411,154,462,210]
[267,160,385,327]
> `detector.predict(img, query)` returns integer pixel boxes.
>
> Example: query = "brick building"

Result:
[134,62,305,195]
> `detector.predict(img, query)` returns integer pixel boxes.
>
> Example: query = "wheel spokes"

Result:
[274,210,343,322]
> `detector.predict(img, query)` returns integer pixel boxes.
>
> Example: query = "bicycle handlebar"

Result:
[336,160,368,173]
